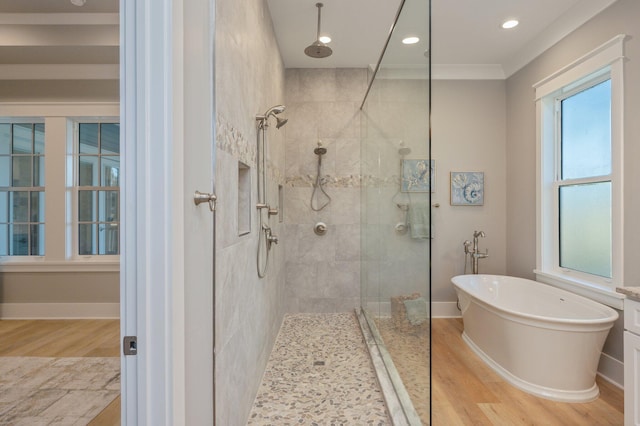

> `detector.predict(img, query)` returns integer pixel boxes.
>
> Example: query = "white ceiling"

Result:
[0,0,118,80]
[0,0,618,81]
[267,0,619,77]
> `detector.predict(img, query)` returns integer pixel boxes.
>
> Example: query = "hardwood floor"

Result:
[432,318,624,425]
[0,319,121,425]
[0,318,623,425]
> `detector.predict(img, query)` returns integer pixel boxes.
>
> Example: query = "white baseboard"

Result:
[597,352,624,389]
[0,303,120,319]
[432,301,461,318]
[365,301,461,318]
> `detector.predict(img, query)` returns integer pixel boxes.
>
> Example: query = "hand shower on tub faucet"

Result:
[464,230,488,274]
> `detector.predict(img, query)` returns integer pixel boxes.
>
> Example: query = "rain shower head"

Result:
[305,3,332,59]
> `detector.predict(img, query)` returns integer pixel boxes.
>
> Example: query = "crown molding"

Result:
[502,0,619,78]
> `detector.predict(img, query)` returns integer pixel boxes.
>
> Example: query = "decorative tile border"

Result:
[285,174,400,189]
[216,113,256,167]
[216,113,284,185]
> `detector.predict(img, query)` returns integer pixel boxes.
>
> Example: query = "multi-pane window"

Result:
[77,123,120,255]
[557,79,611,278]
[536,36,624,301]
[0,123,45,256]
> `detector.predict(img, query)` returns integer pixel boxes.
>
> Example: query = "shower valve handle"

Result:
[268,207,279,216]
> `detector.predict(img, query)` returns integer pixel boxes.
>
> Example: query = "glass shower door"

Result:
[360,0,431,423]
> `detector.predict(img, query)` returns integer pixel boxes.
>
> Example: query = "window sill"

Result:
[534,269,624,310]
[0,258,119,273]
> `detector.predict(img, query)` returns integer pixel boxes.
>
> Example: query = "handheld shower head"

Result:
[314,141,327,155]
[264,105,285,117]
[256,105,288,129]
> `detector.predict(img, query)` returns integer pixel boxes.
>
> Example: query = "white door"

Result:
[120,0,215,424]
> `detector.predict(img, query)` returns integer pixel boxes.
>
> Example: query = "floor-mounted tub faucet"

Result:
[464,230,488,274]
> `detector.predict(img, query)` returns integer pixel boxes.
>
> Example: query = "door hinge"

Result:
[123,336,138,356]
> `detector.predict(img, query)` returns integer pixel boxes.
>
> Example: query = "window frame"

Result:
[0,120,46,257]
[534,35,626,309]
[0,104,119,272]
[70,120,121,259]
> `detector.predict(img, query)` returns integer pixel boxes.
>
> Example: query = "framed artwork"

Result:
[450,171,484,205]
[401,159,435,193]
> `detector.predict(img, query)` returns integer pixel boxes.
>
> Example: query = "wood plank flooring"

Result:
[432,318,624,425]
[0,319,121,425]
[0,318,624,425]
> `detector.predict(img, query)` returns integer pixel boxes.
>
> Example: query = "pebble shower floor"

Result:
[248,313,391,425]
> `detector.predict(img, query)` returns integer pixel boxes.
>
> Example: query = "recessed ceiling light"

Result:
[70,0,87,6]
[319,35,331,44]
[501,19,519,29]
[402,36,420,45]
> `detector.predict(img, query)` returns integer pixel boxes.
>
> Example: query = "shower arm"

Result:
[315,3,322,41]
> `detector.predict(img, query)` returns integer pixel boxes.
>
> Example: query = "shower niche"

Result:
[238,161,251,236]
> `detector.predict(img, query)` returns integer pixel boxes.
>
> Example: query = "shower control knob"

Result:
[314,222,327,236]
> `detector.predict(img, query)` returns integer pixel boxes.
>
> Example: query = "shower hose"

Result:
[310,152,331,211]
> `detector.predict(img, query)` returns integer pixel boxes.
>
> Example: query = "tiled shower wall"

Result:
[214,0,286,423]
[283,68,368,313]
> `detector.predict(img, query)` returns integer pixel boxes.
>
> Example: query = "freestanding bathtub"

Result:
[451,274,618,403]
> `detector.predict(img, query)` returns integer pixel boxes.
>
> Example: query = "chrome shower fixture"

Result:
[304,3,333,59]
[256,104,288,129]
[255,104,286,278]
[310,141,331,211]
[314,144,327,155]
[398,142,411,156]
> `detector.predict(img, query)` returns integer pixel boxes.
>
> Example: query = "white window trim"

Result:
[0,103,120,272]
[69,119,120,261]
[533,34,626,309]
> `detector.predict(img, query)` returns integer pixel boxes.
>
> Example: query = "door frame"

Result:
[120,0,215,424]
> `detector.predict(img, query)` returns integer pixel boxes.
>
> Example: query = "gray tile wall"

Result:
[214,0,286,424]
[283,68,368,313]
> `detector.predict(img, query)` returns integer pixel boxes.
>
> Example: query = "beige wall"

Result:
[214,0,286,424]
[0,71,119,315]
[0,272,118,303]
[431,80,508,301]
[506,0,640,363]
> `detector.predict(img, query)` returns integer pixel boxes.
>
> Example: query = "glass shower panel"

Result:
[360,0,431,423]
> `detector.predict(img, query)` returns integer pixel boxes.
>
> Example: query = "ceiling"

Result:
[0,0,618,83]
[0,0,118,83]
[267,0,618,77]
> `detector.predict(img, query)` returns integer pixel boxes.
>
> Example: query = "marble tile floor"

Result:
[248,312,391,425]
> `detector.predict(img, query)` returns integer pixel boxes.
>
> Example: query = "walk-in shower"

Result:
[359,0,431,423]
[255,105,287,278]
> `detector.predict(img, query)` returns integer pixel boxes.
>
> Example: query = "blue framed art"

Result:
[450,171,484,205]
[401,159,435,193]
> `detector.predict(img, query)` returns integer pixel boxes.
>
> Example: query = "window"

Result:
[0,123,45,256]
[76,123,120,255]
[534,35,625,307]
[0,107,119,272]
[558,78,611,278]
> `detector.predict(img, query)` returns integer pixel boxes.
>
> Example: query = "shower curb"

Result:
[356,309,422,426]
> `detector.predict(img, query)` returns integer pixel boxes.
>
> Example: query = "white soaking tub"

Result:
[451,274,618,402]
